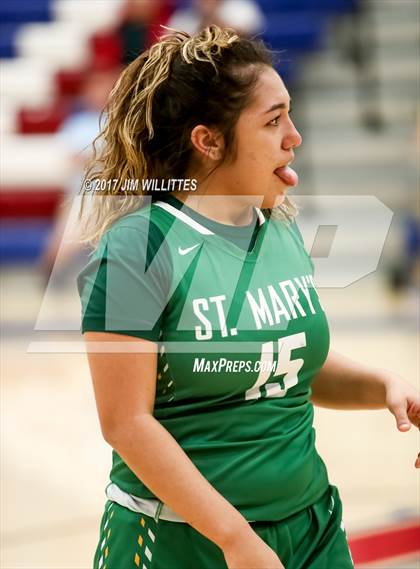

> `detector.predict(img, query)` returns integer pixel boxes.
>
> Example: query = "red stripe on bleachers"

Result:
[349,520,420,565]
[17,103,69,134]
[0,188,63,217]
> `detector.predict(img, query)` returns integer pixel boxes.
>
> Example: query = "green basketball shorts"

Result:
[93,484,354,569]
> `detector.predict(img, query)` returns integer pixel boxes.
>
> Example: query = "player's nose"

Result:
[282,119,302,150]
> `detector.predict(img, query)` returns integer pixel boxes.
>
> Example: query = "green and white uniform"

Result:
[79,194,330,522]
[78,194,353,567]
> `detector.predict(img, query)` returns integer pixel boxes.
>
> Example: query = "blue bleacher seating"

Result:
[262,11,327,53]
[0,23,19,57]
[0,220,52,263]
[258,0,355,14]
[0,0,52,58]
[0,0,52,24]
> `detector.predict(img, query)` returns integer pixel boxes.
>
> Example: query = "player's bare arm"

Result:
[311,349,420,467]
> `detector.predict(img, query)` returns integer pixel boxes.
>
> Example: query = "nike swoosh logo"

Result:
[178,244,200,256]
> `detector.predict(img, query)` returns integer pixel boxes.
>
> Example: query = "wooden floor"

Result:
[1,267,419,568]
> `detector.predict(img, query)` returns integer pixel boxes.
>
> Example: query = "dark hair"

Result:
[80,26,296,245]
[145,29,273,180]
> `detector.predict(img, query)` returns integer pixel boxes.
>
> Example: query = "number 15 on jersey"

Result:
[245,332,306,401]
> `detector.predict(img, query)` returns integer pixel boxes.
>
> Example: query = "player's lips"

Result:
[273,159,298,187]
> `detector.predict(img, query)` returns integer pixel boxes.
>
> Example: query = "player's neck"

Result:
[174,194,255,226]
[176,171,260,227]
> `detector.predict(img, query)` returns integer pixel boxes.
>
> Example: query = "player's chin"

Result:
[262,182,289,208]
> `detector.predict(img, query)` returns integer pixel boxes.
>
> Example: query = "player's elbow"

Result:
[100,412,153,447]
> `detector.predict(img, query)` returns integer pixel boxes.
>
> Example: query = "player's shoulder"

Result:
[102,200,174,253]
[78,202,173,293]
[76,205,172,295]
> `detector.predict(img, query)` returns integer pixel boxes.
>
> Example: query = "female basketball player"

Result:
[78,26,420,569]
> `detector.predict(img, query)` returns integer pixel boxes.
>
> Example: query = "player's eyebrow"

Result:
[263,100,292,114]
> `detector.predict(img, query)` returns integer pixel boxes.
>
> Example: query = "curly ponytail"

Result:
[79,25,296,245]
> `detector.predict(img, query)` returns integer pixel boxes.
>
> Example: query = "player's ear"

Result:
[190,125,225,162]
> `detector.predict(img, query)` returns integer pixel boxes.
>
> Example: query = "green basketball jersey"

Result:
[78,195,330,522]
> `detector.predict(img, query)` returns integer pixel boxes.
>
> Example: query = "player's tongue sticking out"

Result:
[274,164,299,187]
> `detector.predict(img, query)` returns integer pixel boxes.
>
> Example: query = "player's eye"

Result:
[267,109,293,127]
[268,115,281,126]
